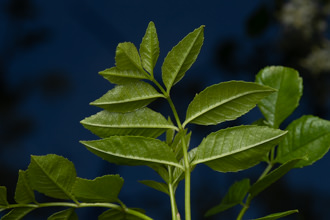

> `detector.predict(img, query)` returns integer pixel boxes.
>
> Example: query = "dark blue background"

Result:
[1,0,329,219]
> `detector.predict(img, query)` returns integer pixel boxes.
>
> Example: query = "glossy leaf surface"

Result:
[81,108,177,138]
[72,175,123,203]
[249,159,301,198]
[139,180,169,195]
[81,136,182,169]
[139,21,159,76]
[252,210,298,220]
[205,179,250,217]
[0,186,8,206]
[14,170,36,204]
[183,81,275,126]
[99,67,149,84]
[28,155,76,200]
[276,115,330,167]
[162,25,204,92]
[191,125,287,172]
[90,81,164,112]
[256,66,303,128]
[1,207,35,220]
[47,208,78,220]
[115,42,144,72]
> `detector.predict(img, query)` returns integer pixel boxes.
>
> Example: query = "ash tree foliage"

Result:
[1,21,330,220]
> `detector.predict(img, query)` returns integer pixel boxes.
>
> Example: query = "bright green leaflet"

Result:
[81,136,183,169]
[139,21,159,76]
[27,155,77,201]
[256,66,303,128]
[99,67,149,84]
[162,25,204,92]
[276,115,330,167]
[81,107,177,138]
[72,175,123,203]
[14,170,36,204]
[90,81,164,112]
[183,81,275,126]
[191,125,287,172]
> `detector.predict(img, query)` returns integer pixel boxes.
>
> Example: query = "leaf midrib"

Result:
[32,158,74,200]
[191,131,287,165]
[184,90,271,126]
[85,144,184,169]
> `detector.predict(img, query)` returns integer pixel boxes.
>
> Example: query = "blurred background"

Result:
[0,0,329,219]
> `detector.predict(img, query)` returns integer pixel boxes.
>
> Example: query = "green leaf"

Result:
[1,207,35,220]
[205,179,250,217]
[249,158,302,198]
[99,67,149,84]
[183,81,275,126]
[15,170,37,204]
[115,42,145,72]
[81,107,177,139]
[252,210,298,220]
[47,208,78,220]
[139,21,159,76]
[139,180,169,195]
[276,115,330,167]
[72,175,123,203]
[191,125,287,172]
[90,81,164,112]
[80,136,183,169]
[162,25,204,92]
[0,186,8,206]
[256,66,303,128]
[99,208,146,220]
[27,154,77,200]
[102,42,149,84]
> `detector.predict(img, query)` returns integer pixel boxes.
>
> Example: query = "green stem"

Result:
[168,166,179,220]
[152,78,191,220]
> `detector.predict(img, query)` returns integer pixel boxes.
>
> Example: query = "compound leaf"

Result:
[80,136,183,169]
[205,179,250,217]
[191,125,287,172]
[139,180,169,195]
[72,175,123,203]
[249,158,302,198]
[90,81,164,112]
[162,25,204,92]
[0,186,8,206]
[81,108,177,139]
[27,155,77,200]
[183,81,275,126]
[252,210,298,220]
[276,115,330,168]
[1,207,35,220]
[15,170,36,204]
[47,208,78,220]
[140,21,159,76]
[256,66,303,128]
